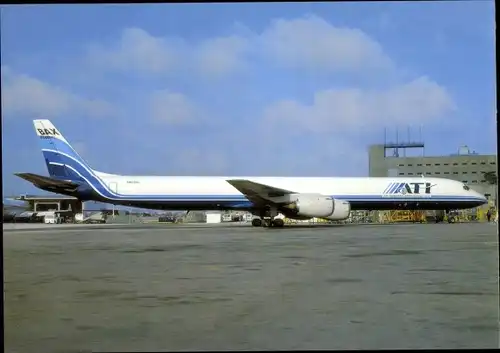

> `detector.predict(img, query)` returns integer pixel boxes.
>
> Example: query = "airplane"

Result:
[14,119,487,228]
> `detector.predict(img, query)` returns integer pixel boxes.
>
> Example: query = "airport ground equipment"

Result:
[380,210,426,223]
[74,212,106,224]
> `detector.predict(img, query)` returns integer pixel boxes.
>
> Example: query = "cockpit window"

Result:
[463,185,470,191]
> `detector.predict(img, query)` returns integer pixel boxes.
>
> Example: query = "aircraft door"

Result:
[109,182,118,194]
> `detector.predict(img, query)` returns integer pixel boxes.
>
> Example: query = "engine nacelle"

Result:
[324,199,351,221]
[283,194,351,220]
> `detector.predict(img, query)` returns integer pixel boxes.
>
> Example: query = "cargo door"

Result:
[109,182,118,194]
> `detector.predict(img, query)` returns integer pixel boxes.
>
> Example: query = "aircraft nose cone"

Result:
[477,192,488,204]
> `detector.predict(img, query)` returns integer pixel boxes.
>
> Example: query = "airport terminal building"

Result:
[369,143,497,203]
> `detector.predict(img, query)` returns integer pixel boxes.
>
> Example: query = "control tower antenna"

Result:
[383,125,425,158]
[405,126,411,157]
[420,125,424,156]
[395,128,399,157]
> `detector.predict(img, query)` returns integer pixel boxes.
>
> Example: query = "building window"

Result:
[462,163,467,165]
[490,162,496,165]
[407,164,413,167]
[444,172,450,174]
[471,162,477,165]
[472,171,477,174]
[435,172,441,175]
[399,173,404,176]
[426,164,431,166]
[471,180,478,183]
[462,172,468,174]
[417,164,422,166]
[435,163,441,166]
[426,172,431,175]
[398,164,405,167]
[417,172,422,175]
[453,172,459,174]
[462,180,467,183]
[444,163,449,166]
[408,172,414,175]
[481,162,486,165]
[453,163,458,166]
[481,180,486,183]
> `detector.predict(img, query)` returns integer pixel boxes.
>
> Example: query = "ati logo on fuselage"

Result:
[382,182,433,197]
[37,128,60,136]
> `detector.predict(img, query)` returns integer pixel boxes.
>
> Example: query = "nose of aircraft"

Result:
[475,190,488,204]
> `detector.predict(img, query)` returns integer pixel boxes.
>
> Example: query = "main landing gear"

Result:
[251,218,285,228]
[251,206,285,228]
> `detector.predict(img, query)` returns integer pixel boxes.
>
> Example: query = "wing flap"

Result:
[226,179,295,206]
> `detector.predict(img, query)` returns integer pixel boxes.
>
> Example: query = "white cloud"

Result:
[150,90,198,124]
[258,14,394,73]
[196,35,250,77]
[263,76,456,133]
[87,27,180,75]
[1,66,117,119]
[85,15,394,79]
[88,28,248,78]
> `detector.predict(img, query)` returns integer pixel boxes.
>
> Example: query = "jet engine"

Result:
[282,194,351,221]
[323,199,351,221]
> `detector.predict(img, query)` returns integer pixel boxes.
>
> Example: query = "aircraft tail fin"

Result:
[34,119,94,183]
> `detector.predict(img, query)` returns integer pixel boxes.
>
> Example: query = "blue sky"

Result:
[1,1,496,196]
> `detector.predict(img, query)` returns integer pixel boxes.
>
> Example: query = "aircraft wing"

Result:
[15,173,80,190]
[226,179,295,206]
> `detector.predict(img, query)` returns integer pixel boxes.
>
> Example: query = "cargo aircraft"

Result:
[15,120,487,228]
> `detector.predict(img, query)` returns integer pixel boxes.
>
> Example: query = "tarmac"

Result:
[3,222,499,352]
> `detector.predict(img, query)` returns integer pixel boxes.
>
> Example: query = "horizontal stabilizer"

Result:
[14,173,80,190]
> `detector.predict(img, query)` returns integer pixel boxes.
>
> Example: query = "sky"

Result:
[1,1,497,196]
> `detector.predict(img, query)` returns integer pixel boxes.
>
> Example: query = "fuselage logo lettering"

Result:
[382,182,433,197]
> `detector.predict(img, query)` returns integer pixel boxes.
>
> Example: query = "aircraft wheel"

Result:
[272,219,284,228]
[263,219,272,227]
[252,218,262,227]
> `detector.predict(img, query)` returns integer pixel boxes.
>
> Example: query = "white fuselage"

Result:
[95,174,468,199]
[85,173,485,212]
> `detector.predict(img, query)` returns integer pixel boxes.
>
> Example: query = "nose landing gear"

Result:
[435,210,445,223]
[435,209,458,223]
[447,209,459,223]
